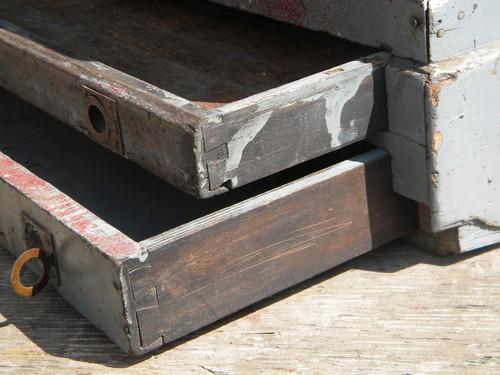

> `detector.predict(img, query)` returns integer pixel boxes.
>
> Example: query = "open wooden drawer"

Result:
[0,90,416,354]
[0,0,389,198]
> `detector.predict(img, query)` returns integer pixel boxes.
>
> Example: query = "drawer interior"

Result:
[0,90,372,241]
[0,0,376,109]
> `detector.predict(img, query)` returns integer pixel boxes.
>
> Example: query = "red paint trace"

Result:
[0,153,140,259]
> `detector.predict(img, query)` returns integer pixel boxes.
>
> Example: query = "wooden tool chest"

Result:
[0,0,388,198]
[1,0,499,356]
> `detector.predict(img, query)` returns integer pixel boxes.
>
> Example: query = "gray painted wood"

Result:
[378,40,500,245]
[385,61,427,145]
[428,0,500,62]
[368,59,429,204]
[0,151,140,353]
[424,40,500,232]
[370,132,429,205]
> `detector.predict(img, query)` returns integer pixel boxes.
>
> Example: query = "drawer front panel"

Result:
[204,56,389,192]
[128,150,417,352]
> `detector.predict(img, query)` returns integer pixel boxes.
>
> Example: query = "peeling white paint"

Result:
[263,69,371,150]
[323,72,370,148]
[137,250,149,263]
[429,0,451,11]
[224,111,273,183]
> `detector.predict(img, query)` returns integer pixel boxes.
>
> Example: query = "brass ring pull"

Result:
[10,248,52,298]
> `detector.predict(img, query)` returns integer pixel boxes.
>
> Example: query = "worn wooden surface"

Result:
[128,150,416,352]
[1,241,499,374]
[0,0,374,105]
[0,87,413,354]
[0,2,386,197]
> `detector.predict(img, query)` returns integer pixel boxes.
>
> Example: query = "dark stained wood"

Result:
[0,0,375,107]
[127,150,418,352]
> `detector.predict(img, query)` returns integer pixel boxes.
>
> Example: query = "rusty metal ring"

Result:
[10,248,51,298]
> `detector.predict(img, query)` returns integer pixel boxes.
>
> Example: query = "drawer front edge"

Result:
[203,54,390,192]
[125,149,418,354]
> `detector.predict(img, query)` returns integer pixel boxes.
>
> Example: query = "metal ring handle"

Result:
[10,248,51,298]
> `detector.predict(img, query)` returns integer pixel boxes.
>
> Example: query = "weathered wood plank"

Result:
[204,54,390,190]
[128,150,417,351]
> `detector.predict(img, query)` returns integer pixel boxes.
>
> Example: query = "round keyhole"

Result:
[88,105,107,134]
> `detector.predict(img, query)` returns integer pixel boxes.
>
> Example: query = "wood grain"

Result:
[127,150,417,352]
[0,0,375,106]
[1,242,499,373]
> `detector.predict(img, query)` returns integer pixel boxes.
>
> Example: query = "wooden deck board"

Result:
[1,241,499,374]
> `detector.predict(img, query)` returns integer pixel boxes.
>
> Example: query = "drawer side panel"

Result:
[0,153,142,353]
[0,23,205,196]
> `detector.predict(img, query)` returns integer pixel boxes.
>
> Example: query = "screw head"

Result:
[437,29,446,38]
[458,11,466,20]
